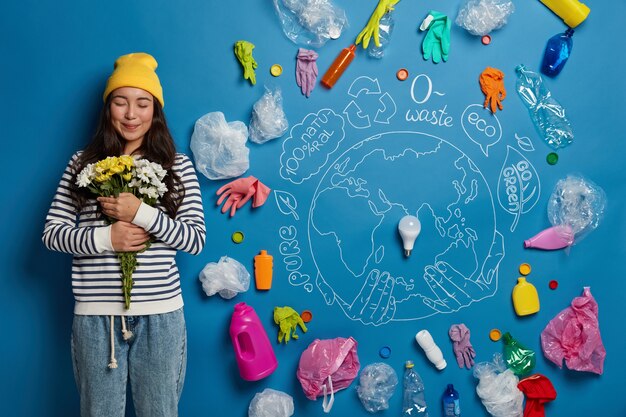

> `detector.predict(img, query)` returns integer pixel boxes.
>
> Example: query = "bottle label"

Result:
[443,399,460,417]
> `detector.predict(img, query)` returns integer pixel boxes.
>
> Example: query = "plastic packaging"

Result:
[356,362,398,413]
[402,360,428,416]
[524,225,574,250]
[273,306,307,343]
[249,87,289,144]
[502,332,536,376]
[541,29,574,77]
[473,353,523,417]
[230,302,278,381]
[321,44,356,88]
[443,384,461,417]
[190,111,249,180]
[540,287,606,374]
[248,388,294,417]
[539,0,590,28]
[254,250,274,290]
[297,337,360,413]
[415,330,447,370]
[272,0,348,47]
[199,256,250,299]
[517,374,557,417]
[455,0,515,36]
[515,64,574,150]
[512,277,540,316]
[368,12,394,59]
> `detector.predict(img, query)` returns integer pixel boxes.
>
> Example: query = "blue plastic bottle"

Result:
[442,384,460,417]
[541,29,574,77]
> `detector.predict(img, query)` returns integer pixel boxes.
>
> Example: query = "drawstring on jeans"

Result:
[107,316,134,369]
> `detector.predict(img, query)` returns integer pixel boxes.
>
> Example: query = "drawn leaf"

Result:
[515,133,535,152]
[274,190,299,220]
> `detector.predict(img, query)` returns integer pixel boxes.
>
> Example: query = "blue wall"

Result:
[1,0,625,416]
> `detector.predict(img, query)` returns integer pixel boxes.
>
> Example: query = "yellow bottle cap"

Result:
[489,329,502,341]
[231,231,244,244]
[519,263,531,275]
[270,64,283,77]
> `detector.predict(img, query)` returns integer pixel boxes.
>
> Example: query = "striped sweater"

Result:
[42,152,206,316]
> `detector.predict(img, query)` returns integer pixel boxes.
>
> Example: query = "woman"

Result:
[42,52,206,416]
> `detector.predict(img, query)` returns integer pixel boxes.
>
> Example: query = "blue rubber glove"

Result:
[419,11,451,64]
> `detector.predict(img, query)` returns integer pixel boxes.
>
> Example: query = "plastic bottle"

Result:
[539,0,590,28]
[415,330,447,370]
[368,12,395,59]
[229,302,278,381]
[502,332,536,376]
[524,225,574,250]
[442,384,460,417]
[541,29,574,77]
[512,277,540,316]
[254,250,273,290]
[515,64,574,150]
[321,44,356,88]
[402,360,428,416]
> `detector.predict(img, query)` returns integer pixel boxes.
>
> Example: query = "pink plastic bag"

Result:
[540,287,606,374]
[297,337,360,413]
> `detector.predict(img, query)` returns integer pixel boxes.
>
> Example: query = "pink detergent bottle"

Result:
[524,225,574,250]
[229,302,278,381]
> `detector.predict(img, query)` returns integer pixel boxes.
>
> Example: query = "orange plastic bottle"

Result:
[321,44,356,89]
[254,250,273,290]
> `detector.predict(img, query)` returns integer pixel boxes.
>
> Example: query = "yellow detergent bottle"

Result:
[512,277,540,316]
[539,0,590,28]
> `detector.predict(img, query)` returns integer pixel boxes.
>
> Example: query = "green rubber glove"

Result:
[356,0,401,49]
[419,10,451,64]
[273,306,307,344]
[234,40,258,85]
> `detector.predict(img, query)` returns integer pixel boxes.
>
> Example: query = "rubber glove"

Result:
[419,11,451,64]
[356,0,401,49]
[234,40,258,85]
[480,67,506,113]
[296,48,319,98]
[216,176,271,217]
[273,306,307,343]
[449,323,476,369]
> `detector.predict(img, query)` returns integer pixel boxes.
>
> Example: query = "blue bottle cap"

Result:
[379,346,391,358]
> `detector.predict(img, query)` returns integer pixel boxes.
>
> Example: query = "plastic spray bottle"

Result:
[402,360,428,416]
[442,384,460,417]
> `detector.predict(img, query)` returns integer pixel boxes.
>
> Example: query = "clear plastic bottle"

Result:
[442,384,460,417]
[515,64,574,150]
[541,29,574,77]
[402,360,428,416]
[368,11,395,59]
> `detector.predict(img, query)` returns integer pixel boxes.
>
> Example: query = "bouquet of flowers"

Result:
[76,155,167,309]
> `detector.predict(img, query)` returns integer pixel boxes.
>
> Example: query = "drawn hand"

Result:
[422,231,504,312]
[355,0,400,49]
[296,48,318,97]
[338,269,396,325]
[234,40,258,85]
[420,11,451,64]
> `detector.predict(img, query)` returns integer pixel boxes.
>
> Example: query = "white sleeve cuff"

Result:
[93,225,114,253]
[132,202,158,230]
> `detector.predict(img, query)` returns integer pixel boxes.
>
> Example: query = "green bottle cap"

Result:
[547,152,559,165]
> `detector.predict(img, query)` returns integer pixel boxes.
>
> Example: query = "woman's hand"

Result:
[98,192,141,222]
[110,221,150,252]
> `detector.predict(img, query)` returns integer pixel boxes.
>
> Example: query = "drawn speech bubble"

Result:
[461,104,502,156]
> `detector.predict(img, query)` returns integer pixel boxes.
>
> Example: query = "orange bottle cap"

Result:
[396,68,409,81]
[489,329,502,341]
[519,263,531,275]
[300,310,313,322]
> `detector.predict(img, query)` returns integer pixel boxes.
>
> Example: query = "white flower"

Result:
[139,186,159,200]
[76,163,95,188]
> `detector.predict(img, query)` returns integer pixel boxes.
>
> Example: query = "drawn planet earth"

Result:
[309,132,498,320]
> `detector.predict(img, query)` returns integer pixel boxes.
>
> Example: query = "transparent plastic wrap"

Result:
[249,87,289,144]
[540,287,606,374]
[190,112,249,180]
[473,353,523,417]
[368,12,394,59]
[356,362,398,413]
[455,0,515,36]
[272,0,348,47]
[248,388,294,417]
[515,64,574,150]
[199,256,250,299]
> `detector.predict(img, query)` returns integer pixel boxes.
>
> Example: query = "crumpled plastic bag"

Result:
[249,87,289,144]
[297,337,360,413]
[248,388,294,417]
[190,111,249,180]
[473,353,523,417]
[356,362,398,413]
[199,256,250,299]
[455,0,514,36]
[540,287,606,374]
[272,0,348,47]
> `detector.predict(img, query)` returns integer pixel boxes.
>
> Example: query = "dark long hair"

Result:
[71,96,183,218]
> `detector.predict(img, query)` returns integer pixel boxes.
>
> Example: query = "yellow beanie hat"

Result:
[103,52,164,107]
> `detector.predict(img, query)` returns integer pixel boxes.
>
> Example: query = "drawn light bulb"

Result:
[398,215,421,257]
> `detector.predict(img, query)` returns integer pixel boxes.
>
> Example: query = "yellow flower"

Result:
[109,164,125,174]
[122,172,133,181]
[95,173,112,183]
[119,155,135,169]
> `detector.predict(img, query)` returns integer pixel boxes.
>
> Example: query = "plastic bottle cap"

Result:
[231,231,244,244]
[547,152,559,165]
[489,328,502,341]
[519,263,532,276]
[270,64,283,77]
[396,68,409,81]
[379,346,391,359]
[300,310,313,322]
[549,280,558,290]
[482,35,491,45]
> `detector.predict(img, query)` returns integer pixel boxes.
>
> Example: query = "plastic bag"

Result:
[190,111,249,180]
[297,336,360,413]
[356,362,398,413]
[473,353,523,417]
[249,87,289,144]
[248,388,294,417]
[199,256,250,299]
[455,0,514,36]
[540,287,606,374]
[272,0,348,47]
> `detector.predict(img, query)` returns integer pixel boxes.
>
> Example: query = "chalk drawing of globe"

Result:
[308,131,500,322]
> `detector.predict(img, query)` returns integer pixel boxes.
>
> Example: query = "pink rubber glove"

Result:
[216,176,271,217]
[296,48,319,98]
[449,323,476,369]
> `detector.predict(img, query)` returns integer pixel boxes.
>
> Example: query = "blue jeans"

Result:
[71,309,187,417]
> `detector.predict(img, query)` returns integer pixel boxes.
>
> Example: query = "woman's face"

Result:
[109,87,154,152]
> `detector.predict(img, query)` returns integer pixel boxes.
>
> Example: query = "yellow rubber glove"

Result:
[273,306,307,344]
[356,0,401,49]
[234,40,258,85]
